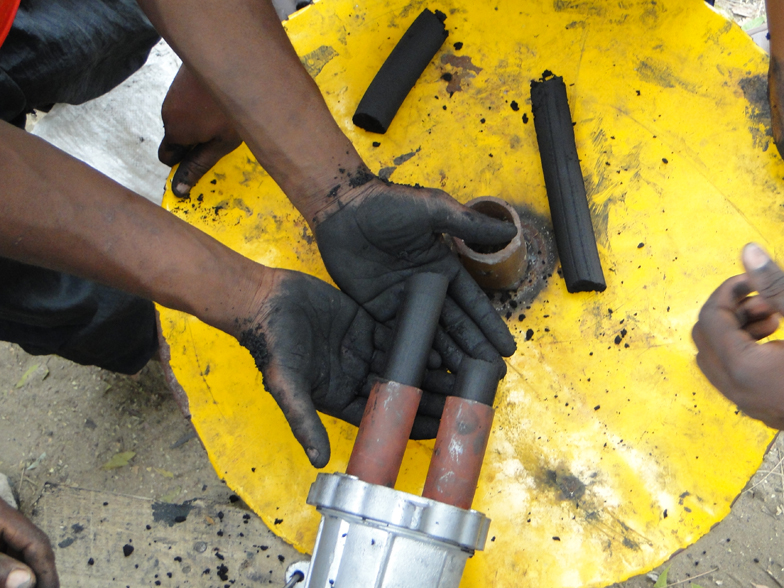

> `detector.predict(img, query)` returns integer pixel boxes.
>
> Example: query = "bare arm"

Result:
[0,122,265,336]
[137,0,364,224]
[141,0,517,361]
[0,123,436,468]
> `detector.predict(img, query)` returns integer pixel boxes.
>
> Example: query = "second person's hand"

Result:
[693,243,784,428]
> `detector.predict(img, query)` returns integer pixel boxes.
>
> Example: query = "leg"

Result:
[0,257,158,374]
[0,0,161,122]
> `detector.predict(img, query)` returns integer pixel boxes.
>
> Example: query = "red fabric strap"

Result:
[0,0,21,49]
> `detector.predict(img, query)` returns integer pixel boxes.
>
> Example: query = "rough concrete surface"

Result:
[1,339,783,587]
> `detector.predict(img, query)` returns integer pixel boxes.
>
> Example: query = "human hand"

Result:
[0,497,58,588]
[158,64,242,197]
[235,268,451,468]
[693,243,784,428]
[312,176,518,373]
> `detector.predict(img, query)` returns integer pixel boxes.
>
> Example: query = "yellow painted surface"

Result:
[158,0,783,585]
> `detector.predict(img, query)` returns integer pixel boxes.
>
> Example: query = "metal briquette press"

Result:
[286,272,503,588]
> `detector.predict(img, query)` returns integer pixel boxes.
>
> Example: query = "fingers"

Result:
[158,63,242,198]
[693,275,757,367]
[417,389,447,417]
[262,367,331,468]
[168,139,241,198]
[157,140,189,167]
[440,297,504,362]
[743,243,784,314]
[0,553,34,588]
[693,268,784,429]
[730,291,781,340]
[744,314,781,340]
[422,369,455,396]
[334,398,368,428]
[736,295,778,327]
[448,268,517,356]
[410,415,441,439]
[432,328,466,372]
[362,282,406,323]
[0,500,58,588]
[428,192,518,245]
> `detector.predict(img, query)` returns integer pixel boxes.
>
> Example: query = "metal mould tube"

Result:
[422,358,501,509]
[345,380,422,487]
[453,197,528,290]
[346,272,448,487]
[422,398,495,510]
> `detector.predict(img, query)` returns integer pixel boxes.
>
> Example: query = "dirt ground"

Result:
[0,342,303,586]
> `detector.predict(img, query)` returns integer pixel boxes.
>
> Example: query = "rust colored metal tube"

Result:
[346,380,422,487]
[422,397,495,509]
[423,358,500,509]
[346,272,448,487]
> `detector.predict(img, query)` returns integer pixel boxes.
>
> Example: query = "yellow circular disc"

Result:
[159,1,782,585]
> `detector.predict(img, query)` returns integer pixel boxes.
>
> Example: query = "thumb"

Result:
[0,555,34,588]
[168,139,240,198]
[263,367,331,468]
[742,243,784,314]
[429,194,518,245]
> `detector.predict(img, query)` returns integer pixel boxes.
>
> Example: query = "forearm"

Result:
[0,121,267,335]
[137,0,367,225]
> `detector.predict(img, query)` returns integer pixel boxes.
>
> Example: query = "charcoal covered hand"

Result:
[693,243,784,428]
[0,497,58,588]
[236,269,448,468]
[158,64,242,197]
[312,177,518,371]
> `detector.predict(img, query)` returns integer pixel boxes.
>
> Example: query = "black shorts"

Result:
[0,0,161,374]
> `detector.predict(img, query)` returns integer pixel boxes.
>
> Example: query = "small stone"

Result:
[0,474,17,509]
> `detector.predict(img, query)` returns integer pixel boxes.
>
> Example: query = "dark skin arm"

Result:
[146,0,517,365]
[693,243,784,428]
[0,121,448,464]
[138,0,365,213]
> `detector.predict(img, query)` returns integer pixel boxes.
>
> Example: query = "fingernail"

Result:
[306,448,320,463]
[744,243,770,271]
[174,182,191,197]
[7,569,33,588]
